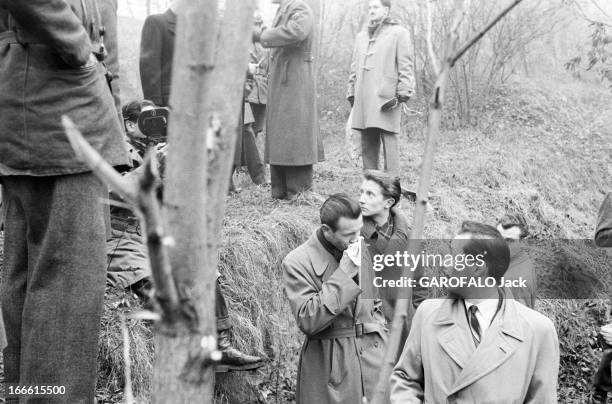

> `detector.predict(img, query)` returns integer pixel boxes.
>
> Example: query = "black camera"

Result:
[138,107,169,145]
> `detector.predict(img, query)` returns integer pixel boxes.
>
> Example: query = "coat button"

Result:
[359,348,364,355]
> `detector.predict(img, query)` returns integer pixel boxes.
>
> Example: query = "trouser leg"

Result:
[381,131,400,176]
[250,103,266,135]
[1,180,28,394]
[285,165,313,198]
[270,165,287,199]
[242,124,266,185]
[215,279,231,332]
[361,128,381,171]
[1,173,107,404]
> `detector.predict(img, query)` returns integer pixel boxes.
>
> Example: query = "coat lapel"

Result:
[272,0,292,28]
[447,299,526,396]
[434,300,475,369]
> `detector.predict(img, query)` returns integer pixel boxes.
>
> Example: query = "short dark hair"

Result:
[122,99,156,125]
[498,213,528,238]
[375,0,391,8]
[320,193,361,231]
[458,221,510,281]
[363,170,401,208]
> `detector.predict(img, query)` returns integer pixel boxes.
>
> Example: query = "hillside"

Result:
[88,67,612,403]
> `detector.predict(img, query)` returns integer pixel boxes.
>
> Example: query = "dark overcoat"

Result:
[260,0,321,166]
[347,20,415,134]
[0,0,128,176]
[139,9,176,107]
[283,231,389,404]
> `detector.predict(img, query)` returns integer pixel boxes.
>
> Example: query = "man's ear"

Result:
[321,224,332,234]
[384,198,394,210]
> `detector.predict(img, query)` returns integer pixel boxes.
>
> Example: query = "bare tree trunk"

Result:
[151,0,254,402]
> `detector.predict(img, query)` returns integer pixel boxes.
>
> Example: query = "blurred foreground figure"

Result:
[347,0,414,175]
[283,194,388,403]
[390,222,559,403]
[589,192,612,404]
[258,0,322,200]
[0,0,128,402]
[107,100,264,371]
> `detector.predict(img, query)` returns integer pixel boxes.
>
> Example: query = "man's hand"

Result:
[339,252,359,279]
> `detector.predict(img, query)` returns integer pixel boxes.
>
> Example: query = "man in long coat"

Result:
[0,0,129,401]
[347,0,414,175]
[139,2,176,107]
[259,0,321,200]
[283,194,388,403]
[390,222,559,403]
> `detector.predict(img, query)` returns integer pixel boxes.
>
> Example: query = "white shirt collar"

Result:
[464,298,500,336]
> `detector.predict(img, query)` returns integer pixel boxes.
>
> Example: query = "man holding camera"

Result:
[0,0,128,401]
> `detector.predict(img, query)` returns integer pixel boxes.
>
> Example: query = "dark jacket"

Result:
[98,0,121,113]
[260,0,322,166]
[139,9,176,107]
[0,0,128,176]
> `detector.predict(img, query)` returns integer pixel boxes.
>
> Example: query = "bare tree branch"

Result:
[450,0,525,67]
[426,0,441,75]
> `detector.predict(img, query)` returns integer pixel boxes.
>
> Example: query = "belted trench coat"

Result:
[283,231,389,404]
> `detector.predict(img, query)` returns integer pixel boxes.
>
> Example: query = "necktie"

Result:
[468,305,481,345]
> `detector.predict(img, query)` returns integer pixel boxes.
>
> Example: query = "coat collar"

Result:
[433,294,527,396]
[272,0,293,27]
[304,230,336,277]
[362,207,410,240]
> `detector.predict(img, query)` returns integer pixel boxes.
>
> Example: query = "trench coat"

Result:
[347,20,415,135]
[390,297,559,403]
[139,9,176,107]
[0,0,128,176]
[283,231,389,404]
[260,0,321,166]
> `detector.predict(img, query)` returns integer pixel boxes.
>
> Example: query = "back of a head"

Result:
[459,221,510,281]
[497,213,528,240]
[363,169,401,208]
[320,193,361,231]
